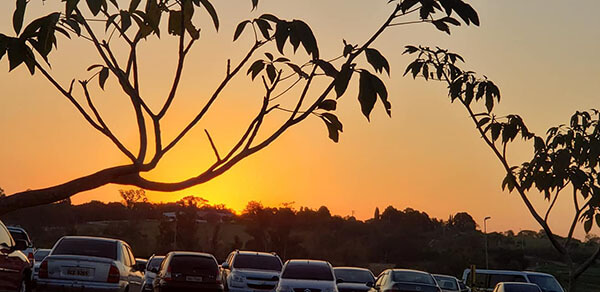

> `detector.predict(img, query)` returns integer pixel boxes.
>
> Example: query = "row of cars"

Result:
[0,219,565,292]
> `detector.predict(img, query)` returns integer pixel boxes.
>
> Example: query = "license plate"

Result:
[66,268,90,277]
[186,276,203,282]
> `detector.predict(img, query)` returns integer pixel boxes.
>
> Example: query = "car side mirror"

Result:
[14,239,28,251]
[221,262,229,269]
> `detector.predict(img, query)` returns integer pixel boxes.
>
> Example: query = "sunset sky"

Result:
[0,0,599,239]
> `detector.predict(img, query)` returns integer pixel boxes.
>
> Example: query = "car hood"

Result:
[234,268,281,280]
[278,278,336,289]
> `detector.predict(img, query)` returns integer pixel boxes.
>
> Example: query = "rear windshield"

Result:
[503,284,541,292]
[334,269,374,283]
[147,257,164,271]
[527,275,563,292]
[9,231,31,244]
[434,276,458,290]
[53,238,118,260]
[233,254,282,271]
[392,271,435,285]
[170,255,218,275]
[282,263,333,281]
[34,250,51,261]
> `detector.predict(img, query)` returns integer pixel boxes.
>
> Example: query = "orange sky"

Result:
[0,0,599,239]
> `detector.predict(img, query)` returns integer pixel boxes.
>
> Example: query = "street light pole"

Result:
[484,216,491,269]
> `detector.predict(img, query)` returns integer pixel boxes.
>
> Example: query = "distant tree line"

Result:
[1,195,598,281]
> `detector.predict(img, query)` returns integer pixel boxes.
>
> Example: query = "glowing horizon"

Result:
[1,0,599,240]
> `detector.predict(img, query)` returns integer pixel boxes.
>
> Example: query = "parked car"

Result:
[153,251,224,292]
[493,282,542,292]
[7,226,35,265]
[370,269,441,292]
[0,219,32,292]
[221,250,283,292]
[276,260,338,292]
[334,267,375,292]
[461,269,564,292]
[36,236,145,292]
[434,274,461,292]
[32,248,51,280]
[141,255,165,292]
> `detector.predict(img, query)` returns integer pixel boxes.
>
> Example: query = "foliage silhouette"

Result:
[0,0,479,213]
[402,45,600,291]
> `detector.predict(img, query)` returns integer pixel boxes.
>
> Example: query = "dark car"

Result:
[334,267,375,292]
[142,255,165,292]
[370,269,441,292]
[7,226,35,265]
[153,251,224,292]
[493,282,542,292]
[0,220,31,292]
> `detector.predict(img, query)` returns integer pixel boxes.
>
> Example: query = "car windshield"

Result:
[434,276,458,290]
[170,255,218,275]
[282,263,334,281]
[233,254,282,271]
[503,283,541,292]
[334,269,374,283]
[392,271,435,285]
[147,257,164,271]
[527,275,563,292]
[53,238,117,260]
[34,250,50,261]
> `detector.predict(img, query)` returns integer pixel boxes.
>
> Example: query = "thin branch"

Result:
[544,186,564,223]
[80,81,137,162]
[204,129,221,162]
[389,20,430,27]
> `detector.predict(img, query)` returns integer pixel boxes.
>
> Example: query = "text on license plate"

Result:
[67,268,90,276]
[186,276,203,282]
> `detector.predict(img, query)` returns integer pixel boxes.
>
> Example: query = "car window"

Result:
[434,276,458,290]
[489,274,527,288]
[170,255,219,275]
[147,257,164,271]
[392,271,436,285]
[121,245,132,266]
[0,224,13,247]
[34,250,51,261]
[282,263,334,281]
[8,230,31,245]
[53,238,117,260]
[233,254,282,271]
[125,245,135,267]
[334,269,375,284]
[527,275,563,292]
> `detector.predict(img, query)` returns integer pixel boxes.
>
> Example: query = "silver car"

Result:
[36,236,144,292]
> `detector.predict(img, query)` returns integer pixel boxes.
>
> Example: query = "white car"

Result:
[222,250,283,292]
[461,269,564,292]
[276,260,338,292]
[36,236,145,292]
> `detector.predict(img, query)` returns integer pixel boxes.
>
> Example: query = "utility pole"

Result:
[484,216,491,269]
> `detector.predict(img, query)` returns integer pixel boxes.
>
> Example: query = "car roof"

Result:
[7,226,28,233]
[390,269,432,275]
[235,250,279,257]
[464,269,554,277]
[434,274,458,280]
[500,282,539,286]
[334,267,372,272]
[287,259,330,266]
[169,251,215,258]
[60,236,122,244]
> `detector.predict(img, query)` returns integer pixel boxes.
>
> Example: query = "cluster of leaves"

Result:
[516,110,600,232]
[393,0,479,34]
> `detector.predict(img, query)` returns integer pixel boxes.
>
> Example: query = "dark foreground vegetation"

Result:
[2,195,600,290]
